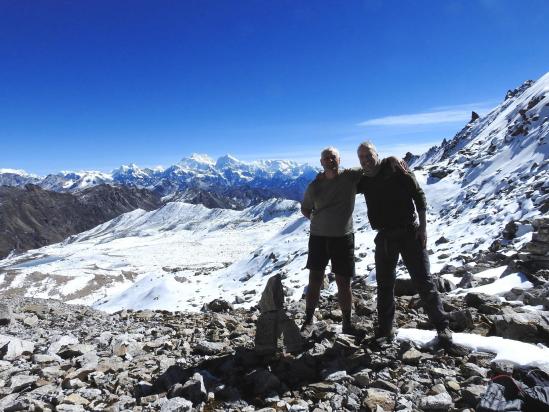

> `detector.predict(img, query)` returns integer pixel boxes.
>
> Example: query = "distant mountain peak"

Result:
[215,154,242,169]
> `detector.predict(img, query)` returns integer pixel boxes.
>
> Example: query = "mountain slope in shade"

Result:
[0,184,161,259]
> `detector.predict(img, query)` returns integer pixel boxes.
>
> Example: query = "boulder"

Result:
[418,391,453,411]
[489,312,544,342]
[362,388,395,411]
[203,299,233,313]
[160,397,193,411]
[175,372,207,405]
[0,334,35,360]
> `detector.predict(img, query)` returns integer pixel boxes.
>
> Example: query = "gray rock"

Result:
[203,299,233,313]
[489,312,543,341]
[33,354,62,364]
[464,292,501,308]
[352,370,370,387]
[418,391,453,410]
[0,393,29,412]
[194,340,225,355]
[461,362,488,378]
[362,388,396,411]
[462,384,486,406]
[57,344,95,359]
[0,334,35,360]
[490,360,515,375]
[111,334,143,358]
[48,335,79,355]
[258,274,285,313]
[9,374,38,392]
[371,379,399,393]
[56,404,85,412]
[41,365,65,380]
[63,393,90,406]
[160,397,193,411]
[448,309,474,331]
[179,372,207,405]
[255,310,302,354]
[401,347,423,365]
[23,314,39,327]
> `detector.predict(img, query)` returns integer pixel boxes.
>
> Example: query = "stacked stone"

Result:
[519,215,549,271]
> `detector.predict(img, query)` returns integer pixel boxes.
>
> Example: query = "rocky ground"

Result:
[0,271,548,411]
[0,217,548,411]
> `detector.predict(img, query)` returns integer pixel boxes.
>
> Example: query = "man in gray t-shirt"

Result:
[300,146,363,335]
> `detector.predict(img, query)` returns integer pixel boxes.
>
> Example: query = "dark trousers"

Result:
[374,226,448,332]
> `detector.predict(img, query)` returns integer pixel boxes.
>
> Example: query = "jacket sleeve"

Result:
[302,184,314,211]
[404,172,427,211]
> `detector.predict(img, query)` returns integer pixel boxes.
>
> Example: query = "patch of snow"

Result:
[397,328,549,371]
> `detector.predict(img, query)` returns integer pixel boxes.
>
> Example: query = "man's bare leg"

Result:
[335,274,353,332]
[302,269,324,329]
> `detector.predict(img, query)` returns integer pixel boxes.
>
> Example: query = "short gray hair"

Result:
[357,141,377,153]
[321,146,340,158]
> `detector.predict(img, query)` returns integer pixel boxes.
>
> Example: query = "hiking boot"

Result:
[300,321,315,338]
[342,322,359,336]
[374,327,396,341]
[437,327,453,346]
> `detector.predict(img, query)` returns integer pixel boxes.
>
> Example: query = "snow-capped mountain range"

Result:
[0,154,319,208]
[0,72,548,312]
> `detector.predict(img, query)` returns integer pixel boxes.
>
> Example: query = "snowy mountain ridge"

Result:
[0,154,319,208]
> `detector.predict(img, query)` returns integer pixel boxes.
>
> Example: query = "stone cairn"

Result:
[519,214,549,272]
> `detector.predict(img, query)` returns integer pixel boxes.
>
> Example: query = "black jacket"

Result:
[357,160,426,230]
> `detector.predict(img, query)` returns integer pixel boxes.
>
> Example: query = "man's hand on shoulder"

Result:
[386,156,409,174]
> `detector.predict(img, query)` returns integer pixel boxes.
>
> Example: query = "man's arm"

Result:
[301,185,314,219]
[403,171,428,248]
[385,156,409,174]
[301,206,312,219]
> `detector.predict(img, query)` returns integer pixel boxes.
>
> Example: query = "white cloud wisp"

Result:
[358,103,495,127]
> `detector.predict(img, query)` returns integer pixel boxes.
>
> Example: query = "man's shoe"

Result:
[342,322,359,336]
[437,327,453,346]
[300,321,314,338]
[374,327,396,341]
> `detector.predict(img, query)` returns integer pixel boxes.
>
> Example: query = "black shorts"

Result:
[306,233,355,277]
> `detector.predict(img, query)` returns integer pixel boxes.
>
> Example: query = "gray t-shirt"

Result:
[301,168,363,237]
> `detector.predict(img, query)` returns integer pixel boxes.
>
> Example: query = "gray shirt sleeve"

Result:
[302,184,314,211]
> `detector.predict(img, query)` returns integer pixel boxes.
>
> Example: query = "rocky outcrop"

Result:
[0,184,161,258]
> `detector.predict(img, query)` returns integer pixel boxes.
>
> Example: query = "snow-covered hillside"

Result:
[0,72,548,313]
[409,72,549,260]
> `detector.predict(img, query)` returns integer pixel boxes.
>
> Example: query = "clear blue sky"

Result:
[1,0,548,174]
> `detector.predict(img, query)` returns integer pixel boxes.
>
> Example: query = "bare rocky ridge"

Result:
[0,184,161,259]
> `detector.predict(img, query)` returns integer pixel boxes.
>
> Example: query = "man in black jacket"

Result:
[356,141,452,344]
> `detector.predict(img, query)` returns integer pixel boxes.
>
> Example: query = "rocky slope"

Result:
[0,184,161,259]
